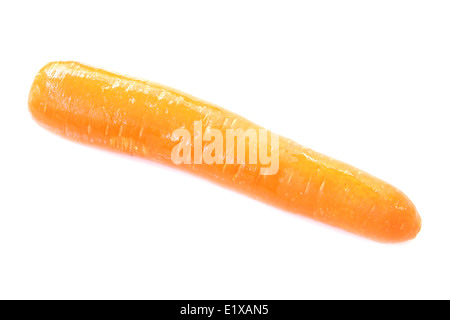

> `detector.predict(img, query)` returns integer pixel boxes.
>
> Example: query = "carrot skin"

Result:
[28,61,421,242]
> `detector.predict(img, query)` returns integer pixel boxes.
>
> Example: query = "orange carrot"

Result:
[28,61,421,242]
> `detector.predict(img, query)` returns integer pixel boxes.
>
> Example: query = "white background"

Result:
[1,1,449,300]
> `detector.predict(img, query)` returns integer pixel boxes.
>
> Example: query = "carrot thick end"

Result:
[28,62,55,126]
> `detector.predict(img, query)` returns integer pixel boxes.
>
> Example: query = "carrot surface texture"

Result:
[29,61,421,243]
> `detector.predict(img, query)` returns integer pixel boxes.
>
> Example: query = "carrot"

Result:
[28,61,421,242]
